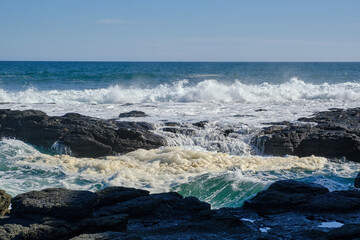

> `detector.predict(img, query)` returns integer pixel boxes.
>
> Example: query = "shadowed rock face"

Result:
[252,107,360,161]
[0,186,253,240]
[0,109,166,158]
[118,111,148,118]
[242,180,360,213]
[2,180,360,239]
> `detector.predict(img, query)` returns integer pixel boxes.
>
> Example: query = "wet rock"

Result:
[193,120,208,128]
[11,188,98,220]
[162,127,196,135]
[0,189,11,216]
[243,180,329,213]
[325,224,360,240]
[96,186,149,207]
[243,180,360,214]
[4,182,360,239]
[69,232,141,240]
[0,109,166,158]
[252,107,360,161]
[354,172,360,188]
[233,114,255,117]
[118,111,148,118]
[164,122,181,127]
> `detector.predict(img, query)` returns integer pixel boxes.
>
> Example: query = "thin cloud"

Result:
[96,19,130,25]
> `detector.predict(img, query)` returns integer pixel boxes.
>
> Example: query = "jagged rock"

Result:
[69,232,141,240]
[4,181,360,239]
[252,107,360,161]
[11,188,98,220]
[354,172,360,188]
[243,180,360,213]
[118,111,148,118]
[0,109,166,157]
[193,121,208,128]
[0,189,11,216]
[162,127,195,135]
[325,224,360,240]
[164,122,181,127]
[96,186,149,207]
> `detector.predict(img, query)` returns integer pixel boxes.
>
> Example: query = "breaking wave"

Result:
[1,78,359,104]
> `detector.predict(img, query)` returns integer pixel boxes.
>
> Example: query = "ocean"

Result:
[0,61,359,208]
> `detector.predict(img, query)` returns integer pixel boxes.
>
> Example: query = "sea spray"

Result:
[1,78,360,104]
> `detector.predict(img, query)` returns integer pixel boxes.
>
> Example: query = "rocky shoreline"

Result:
[0,107,360,239]
[0,109,166,158]
[1,179,360,240]
[252,107,360,161]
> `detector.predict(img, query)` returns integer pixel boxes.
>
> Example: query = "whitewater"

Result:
[0,62,360,208]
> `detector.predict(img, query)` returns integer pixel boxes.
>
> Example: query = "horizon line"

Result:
[1,60,360,63]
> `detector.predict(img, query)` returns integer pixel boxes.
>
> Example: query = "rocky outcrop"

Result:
[0,190,11,216]
[243,179,360,213]
[2,179,360,239]
[118,111,148,118]
[0,109,166,158]
[0,187,255,240]
[252,107,360,161]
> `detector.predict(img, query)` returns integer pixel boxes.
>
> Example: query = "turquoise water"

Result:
[0,61,359,208]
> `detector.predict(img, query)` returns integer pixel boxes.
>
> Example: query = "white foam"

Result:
[17,147,327,193]
[317,221,344,228]
[1,78,360,105]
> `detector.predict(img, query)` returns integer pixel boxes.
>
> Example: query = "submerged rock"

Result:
[118,111,148,118]
[0,109,166,158]
[252,107,360,161]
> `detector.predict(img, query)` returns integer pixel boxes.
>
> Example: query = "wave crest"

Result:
[1,78,360,104]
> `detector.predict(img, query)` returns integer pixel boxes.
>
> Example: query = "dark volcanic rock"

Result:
[252,107,360,161]
[0,187,256,240]
[11,188,98,220]
[0,189,11,216]
[325,224,360,240]
[118,111,148,118]
[3,181,360,239]
[0,109,166,157]
[243,180,360,213]
[96,186,149,207]
[193,120,208,128]
[355,172,360,188]
[162,127,196,135]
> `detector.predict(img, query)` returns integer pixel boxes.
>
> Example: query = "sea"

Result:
[0,61,359,208]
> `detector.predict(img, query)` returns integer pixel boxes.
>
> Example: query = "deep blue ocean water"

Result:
[1,62,359,91]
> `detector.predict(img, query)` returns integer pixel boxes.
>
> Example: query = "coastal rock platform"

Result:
[0,109,166,158]
[252,107,360,161]
[1,180,360,239]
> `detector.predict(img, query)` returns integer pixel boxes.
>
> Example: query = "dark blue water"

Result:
[1,62,359,91]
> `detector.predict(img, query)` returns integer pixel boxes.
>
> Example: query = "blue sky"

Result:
[0,0,359,61]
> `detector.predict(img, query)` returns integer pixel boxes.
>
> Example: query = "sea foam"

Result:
[19,146,327,193]
[1,78,359,104]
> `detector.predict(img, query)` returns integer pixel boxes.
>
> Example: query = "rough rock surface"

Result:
[2,180,360,239]
[0,187,254,240]
[0,109,166,157]
[0,190,11,216]
[243,180,360,213]
[118,111,148,118]
[252,107,360,161]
